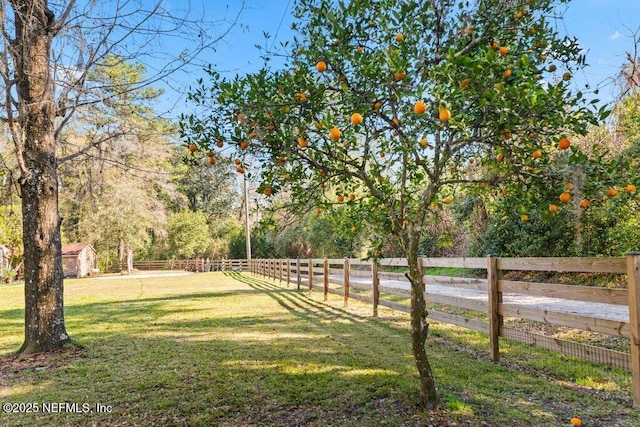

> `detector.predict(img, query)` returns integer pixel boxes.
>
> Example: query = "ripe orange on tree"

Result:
[465,27,473,36]
[439,108,451,121]
[216,140,224,148]
[337,195,345,203]
[208,156,217,165]
[298,138,309,148]
[236,166,245,174]
[565,182,574,190]
[563,71,571,81]
[316,208,322,214]
[625,184,637,194]
[329,127,342,142]
[236,113,246,121]
[459,78,470,89]
[414,100,427,114]
[499,46,508,55]
[188,144,197,153]
[350,112,363,125]
[395,33,404,42]
[532,149,542,159]
[558,137,570,150]
[496,153,505,162]
[263,188,272,197]
[444,196,452,204]
[349,193,356,201]
[316,60,327,72]
[607,188,618,197]
[580,199,590,209]
[570,417,582,426]
[559,192,571,203]
[394,70,406,81]
[503,69,512,78]
[521,214,529,222]
[240,140,249,150]
[548,204,558,213]
[373,100,382,110]
[234,158,241,165]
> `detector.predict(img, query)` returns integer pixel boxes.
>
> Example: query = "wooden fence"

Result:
[245,254,640,407]
[132,258,248,272]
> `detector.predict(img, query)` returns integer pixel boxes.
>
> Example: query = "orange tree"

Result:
[181,0,607,409]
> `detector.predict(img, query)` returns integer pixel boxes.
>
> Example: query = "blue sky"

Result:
[165,0,640,116]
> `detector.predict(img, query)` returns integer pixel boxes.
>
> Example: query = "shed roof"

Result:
[62,243,97,256]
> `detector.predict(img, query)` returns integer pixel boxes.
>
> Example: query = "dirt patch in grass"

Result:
[0,344,86,382]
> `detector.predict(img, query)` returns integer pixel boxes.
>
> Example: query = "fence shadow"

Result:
[223,271,401,333]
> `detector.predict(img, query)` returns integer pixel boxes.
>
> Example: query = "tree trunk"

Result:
[405,245,441,410]
[11,1,71,354]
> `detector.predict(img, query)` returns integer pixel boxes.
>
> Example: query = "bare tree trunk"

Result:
[10,0,71,354]
[405,239,441,410]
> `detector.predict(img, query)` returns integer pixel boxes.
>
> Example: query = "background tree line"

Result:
[2,48,638,270]
[1,18,638,276]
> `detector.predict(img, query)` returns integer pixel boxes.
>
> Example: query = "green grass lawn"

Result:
[1,271,639,426]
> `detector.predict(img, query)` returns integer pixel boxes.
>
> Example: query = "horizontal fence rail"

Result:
[243,254,640,407]
[132,258,249,272]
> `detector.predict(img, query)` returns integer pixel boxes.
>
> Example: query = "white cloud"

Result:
[611,31,623,40]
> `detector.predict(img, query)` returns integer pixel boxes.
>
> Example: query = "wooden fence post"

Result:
[343,258,350,308]
[308,258,313,293]
[286,258,291,287]
[296,257,301,291]
[323,259,329,301]
[487,254,502,362]
[627,252,640,407]
[279,259,283,283]
[372,260,379,317]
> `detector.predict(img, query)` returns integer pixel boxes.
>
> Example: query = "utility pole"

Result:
[243,174,252,260]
